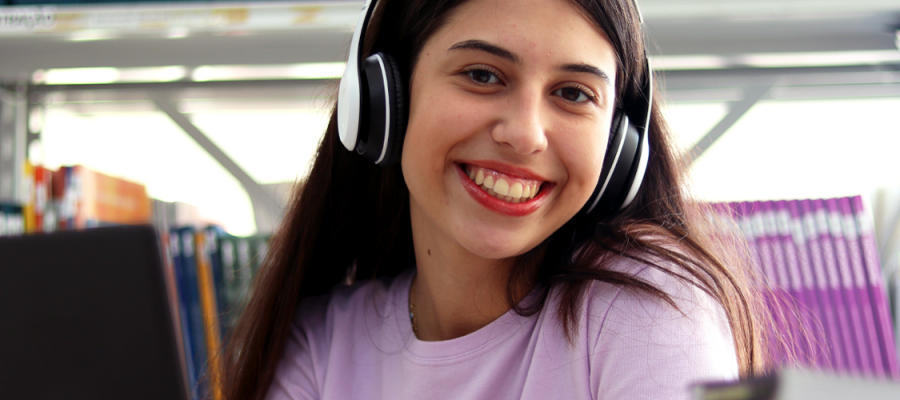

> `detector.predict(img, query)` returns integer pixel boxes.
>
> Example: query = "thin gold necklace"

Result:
[408,279,419,337]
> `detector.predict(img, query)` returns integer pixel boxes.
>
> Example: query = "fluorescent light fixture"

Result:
[166,28,190,39]
[650,55,730,70]
[36,68,118,84]
[67,30,117,42]
[34,66,187,85]
[737,50,900,68]
[653,50,900,71]
[116,66,187,82]
[192,62,346,81]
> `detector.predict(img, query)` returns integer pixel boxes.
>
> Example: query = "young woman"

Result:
[223,0,773,398]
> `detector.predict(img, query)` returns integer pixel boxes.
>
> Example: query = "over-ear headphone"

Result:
[337,0,652,215]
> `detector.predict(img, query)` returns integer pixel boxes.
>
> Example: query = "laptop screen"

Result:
[0,225,188,400]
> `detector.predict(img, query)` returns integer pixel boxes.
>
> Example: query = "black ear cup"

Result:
[357,52,407,166]
[379,53,407,165]
[582,111,642,215]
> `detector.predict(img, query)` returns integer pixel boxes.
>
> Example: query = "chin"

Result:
[454,223,543,261]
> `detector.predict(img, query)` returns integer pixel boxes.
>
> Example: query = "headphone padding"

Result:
[378,53,407,166]
[582,111,626,214]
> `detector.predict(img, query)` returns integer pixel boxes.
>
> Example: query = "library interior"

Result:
[2,0,900,399]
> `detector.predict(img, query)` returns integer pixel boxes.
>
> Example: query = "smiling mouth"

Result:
[462,164,545,204]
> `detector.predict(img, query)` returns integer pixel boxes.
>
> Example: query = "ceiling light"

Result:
[66,30,116,42]
[34,66,187,85]
[192,62,345,81]
[652,50,900,71]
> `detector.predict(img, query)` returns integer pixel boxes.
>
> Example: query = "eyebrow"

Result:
[448,39,612,86]
[448,40,521,64]
[560,63,613,86]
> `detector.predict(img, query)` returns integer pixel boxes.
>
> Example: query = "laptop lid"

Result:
[0,225,189,400]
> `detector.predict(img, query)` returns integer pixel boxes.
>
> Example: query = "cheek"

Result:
[556,123,609,197]
[401,88,490,168]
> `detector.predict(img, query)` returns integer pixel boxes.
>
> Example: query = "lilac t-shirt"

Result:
[266,257,739,400]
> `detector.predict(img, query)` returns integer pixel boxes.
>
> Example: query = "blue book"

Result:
[204,226,229,341]
[169,229,197,399]
[177,226,207,400]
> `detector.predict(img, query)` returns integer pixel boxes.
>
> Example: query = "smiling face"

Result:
[401,0,618,261]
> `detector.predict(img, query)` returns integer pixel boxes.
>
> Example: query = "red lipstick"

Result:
[455,163,552,217]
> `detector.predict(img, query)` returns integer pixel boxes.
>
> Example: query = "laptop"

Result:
[0,225,189,400]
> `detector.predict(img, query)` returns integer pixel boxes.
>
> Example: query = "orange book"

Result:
[70,166,152,228]
[194,232,223,400]
[22,162,35,233]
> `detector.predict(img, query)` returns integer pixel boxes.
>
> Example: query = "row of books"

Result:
[716,197,899,379]
[160,226,271,400]
[0,202,26,236]
[16,163,152,233]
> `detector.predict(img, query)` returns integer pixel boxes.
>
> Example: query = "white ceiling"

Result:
[0,0,898,78]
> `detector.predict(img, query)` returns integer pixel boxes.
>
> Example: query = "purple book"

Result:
[786,200,831,370]
[751,201,778,286]
[812,198,861,374]
[824,197,873,376]
[733,202,760,269]
[838,197,883,378]
[762,200,803,363]
[849,196,900,379]
[774,200,819,367]
[749,201,791,364]
[800,199,848,372]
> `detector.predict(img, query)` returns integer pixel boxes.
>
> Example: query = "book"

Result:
[169,230,198,400]
[194,231,223,400]
[785,200,830,369]
[772,200,820,366]
[159,230,191,398]
[692,367,900,400]
[216,235,239,332]
[837,197,883,377]
[178,226,207,400]
[810,198,858,373]
[204,226,229,341]
[850,196,900,379]
[798,199,846,371]
[824,198,872,375]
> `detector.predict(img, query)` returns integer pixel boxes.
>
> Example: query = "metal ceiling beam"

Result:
[686,83,773,163]
[152,98,283,233]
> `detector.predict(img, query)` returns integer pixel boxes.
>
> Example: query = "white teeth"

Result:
[494,179,510,196]
[483,175,494,189]
[466,166,543,203]
[509,182,523,199]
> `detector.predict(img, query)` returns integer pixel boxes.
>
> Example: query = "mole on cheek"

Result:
[428,249,432,256]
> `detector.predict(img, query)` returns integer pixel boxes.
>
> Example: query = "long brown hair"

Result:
[222,1,777,398]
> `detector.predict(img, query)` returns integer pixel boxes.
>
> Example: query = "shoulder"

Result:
[580,253,739,400]
[293,269,410,347]
[266,270,412,400]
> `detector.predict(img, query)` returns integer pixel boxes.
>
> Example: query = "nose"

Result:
[490,89,549,155]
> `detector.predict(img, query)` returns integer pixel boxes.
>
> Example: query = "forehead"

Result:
[426,0,616,69]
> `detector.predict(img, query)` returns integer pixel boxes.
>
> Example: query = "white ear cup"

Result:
[337,0,375,152]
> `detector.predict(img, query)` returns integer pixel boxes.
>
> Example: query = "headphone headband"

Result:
[337,0,376,152]
[337,0,653,215]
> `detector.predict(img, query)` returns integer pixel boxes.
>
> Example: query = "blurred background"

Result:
[2,0,900,391]
[1,0,899,235]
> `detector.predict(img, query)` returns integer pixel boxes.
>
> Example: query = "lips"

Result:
[455,161,552,216]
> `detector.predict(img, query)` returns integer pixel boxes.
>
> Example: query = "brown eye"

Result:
[555,87,592,103]
[466,68,499,84]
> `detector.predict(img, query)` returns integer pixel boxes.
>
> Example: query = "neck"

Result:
[409,209,536,341]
